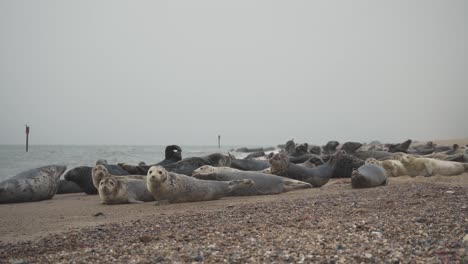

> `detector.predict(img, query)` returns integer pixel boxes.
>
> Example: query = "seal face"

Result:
[98,176,154,204]
[65,165,130,195]
[0,165,67,203]
[351,163,388,188]
[146,166,253,203]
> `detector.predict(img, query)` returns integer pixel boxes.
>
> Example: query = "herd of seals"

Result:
[1,140,467,204]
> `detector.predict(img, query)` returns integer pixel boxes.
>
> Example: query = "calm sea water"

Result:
[0,145,257,181]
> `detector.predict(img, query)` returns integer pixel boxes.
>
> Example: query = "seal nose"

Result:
[152,175,155,179]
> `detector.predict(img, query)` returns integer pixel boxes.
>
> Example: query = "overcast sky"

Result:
[0,0,467,146]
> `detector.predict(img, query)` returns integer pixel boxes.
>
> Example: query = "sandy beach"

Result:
[0,174,467,263]
[1,138,468,263]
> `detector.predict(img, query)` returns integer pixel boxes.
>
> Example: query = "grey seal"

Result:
[146,166,254,204]
[0,165,67,203]
[351,164,388,188]
[119,153,231,176]
[192,167,311,195]
[269,152,333,187]
[98,176,154,204]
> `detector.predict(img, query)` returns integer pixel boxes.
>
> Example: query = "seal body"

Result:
[120,153,231,176]
[351,164,388,188]
[64,165,129,194]
[340,142,363,154]
[98,177,154,204]
[0,165,67,203]
[56,180,83,194]
[193,170,311,196]
[353,150,402,161]
[399,154,468,177]
[146,166,253,203]
[269,152,332,187]
[365,158,407,177]
[230,159,270,171]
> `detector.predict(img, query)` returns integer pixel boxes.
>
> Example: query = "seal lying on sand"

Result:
[92,165,145,189]
[365,158,407,177]
[120,153,231,176]
[353,150,403,161]
[56,179,82,194]
[269,152,332,187]
[399,154,468,177]
[64,165,130,195]
[0,165,67,203]
[324,151,365,178]
[230,159,270,171]
[193,169,311,196]
[351,164,388,188]
[146,166,254,204]
[98,177,154,204]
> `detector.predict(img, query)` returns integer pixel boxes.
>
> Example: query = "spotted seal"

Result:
[98,176,154,204]
[146,166,254,204]
[0,165,67,203]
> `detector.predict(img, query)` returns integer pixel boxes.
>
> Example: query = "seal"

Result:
[387,139,412,153]
[399,154,468,177]
[98,176,154,204]
[290,143,309,157]
[284,140,296,154]
[230,159,270,171]
[157,145,182,166]
[92,165,145,189]
[56,179,83,194]
[340,142,363,154]
[119,153,231,176]
[0,165,67,203]
[146,166,254,203]
[269,152,332,187]
[323,141,339,154]
[192,165,239,175]
[193,169,311,196]
[64,165,130,195]
[351,163,388,188]
[308,145,322,155]
[288,154,322,164]
[244,151,266,160]
[323,150,365,178]
[353,150,403,161]
[365,158,407,177]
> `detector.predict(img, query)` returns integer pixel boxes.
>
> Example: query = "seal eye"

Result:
[149,170,153,175]
[158,170,162,174]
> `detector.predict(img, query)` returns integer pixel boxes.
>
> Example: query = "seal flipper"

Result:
[282,179,312,192]
[128,197,145,204]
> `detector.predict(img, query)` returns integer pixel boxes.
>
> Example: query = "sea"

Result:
[0,145,263,181]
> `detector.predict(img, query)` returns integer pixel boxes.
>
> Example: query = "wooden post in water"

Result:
[218,135,221,149]
[25,125,30,152]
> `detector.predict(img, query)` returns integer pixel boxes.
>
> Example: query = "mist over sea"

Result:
[0,145,264,181]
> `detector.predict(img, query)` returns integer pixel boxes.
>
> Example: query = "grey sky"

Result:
[0,0,467,146]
